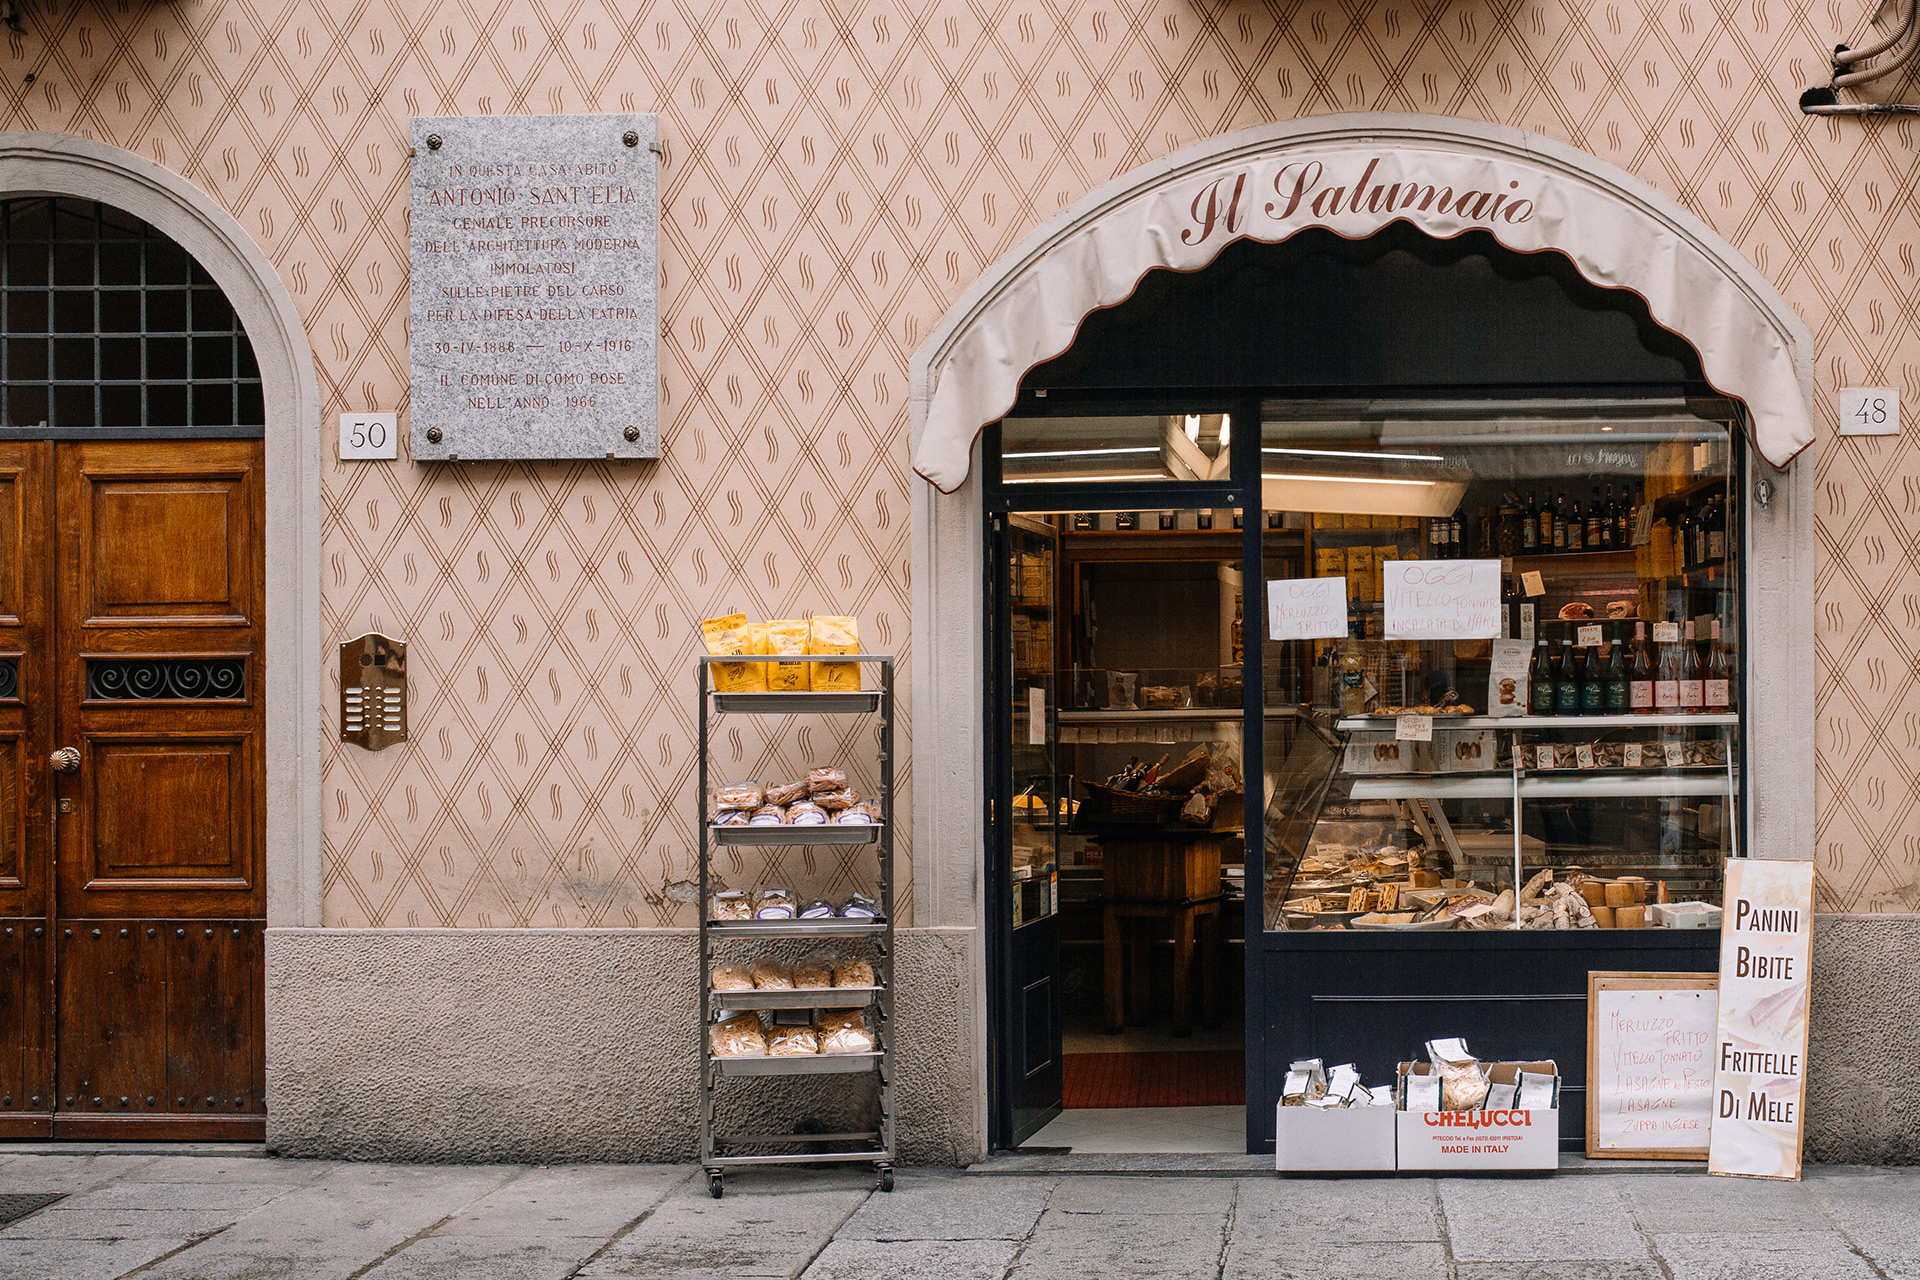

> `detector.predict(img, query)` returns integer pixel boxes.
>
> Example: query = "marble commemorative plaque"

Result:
[409,113,659,461]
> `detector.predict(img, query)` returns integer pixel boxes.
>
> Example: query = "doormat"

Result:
[0,1193,63,1227]
[1062,1050,1245,1108]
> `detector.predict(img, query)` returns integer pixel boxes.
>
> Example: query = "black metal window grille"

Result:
[0,198,264,437]
[86,658,245,701]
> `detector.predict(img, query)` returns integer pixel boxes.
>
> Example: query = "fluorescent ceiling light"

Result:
[1005,446,1161,459]
[1002,472,1165,484]
[1263,446,1445,463]
[1262,472,1437,487]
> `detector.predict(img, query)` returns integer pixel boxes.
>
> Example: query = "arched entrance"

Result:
[908,116,1815,1157]
[0,137,319,1140]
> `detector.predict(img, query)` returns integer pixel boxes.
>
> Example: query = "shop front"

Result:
[912,114,1815,1156]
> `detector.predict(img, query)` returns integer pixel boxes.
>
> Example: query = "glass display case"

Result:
[1260,400,1741,933]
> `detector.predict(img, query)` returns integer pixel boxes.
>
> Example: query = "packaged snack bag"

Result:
[807,616,861,692]
[766,619,813,692]
[701,613,769,692]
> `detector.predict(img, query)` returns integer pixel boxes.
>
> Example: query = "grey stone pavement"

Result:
[3,1146,1919,1280]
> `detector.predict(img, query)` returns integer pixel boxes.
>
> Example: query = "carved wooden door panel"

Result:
[48,439,265,1139]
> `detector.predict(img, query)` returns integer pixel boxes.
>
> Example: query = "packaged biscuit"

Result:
[701,613,769,693]
[765,619,813,692]
[807,616,862,692]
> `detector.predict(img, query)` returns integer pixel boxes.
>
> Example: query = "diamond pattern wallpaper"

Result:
[6,0,1916,921]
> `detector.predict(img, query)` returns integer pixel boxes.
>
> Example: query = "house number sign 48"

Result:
[1838,387,1899,437]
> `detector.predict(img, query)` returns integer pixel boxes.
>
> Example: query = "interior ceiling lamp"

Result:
[1261,472,1467,518]
[1801,0,1920,114]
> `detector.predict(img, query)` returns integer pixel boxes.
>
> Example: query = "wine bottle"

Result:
[1599,484,1615,550]
[1449,509,1463,559]
[1539,486,1555,549]
[1678,619,1704,711]
[1567,501,1584,552]
[1705,618,1733,709]
[1580,641,1605,714]
[1604,627,1630,712]
[1555,641,1581,715]
[1553,494,1567,550]
[1340,633,1367,717]
[1655,622,1681,711]
[1629,621,1655,713]
[1530,637,1557,715]
[1523,490,1539,551]
[1587,487,1603,550]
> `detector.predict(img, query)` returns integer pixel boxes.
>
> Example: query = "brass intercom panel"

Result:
[341,633,407,750]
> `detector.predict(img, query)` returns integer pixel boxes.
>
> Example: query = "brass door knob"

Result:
[49,748,80,774]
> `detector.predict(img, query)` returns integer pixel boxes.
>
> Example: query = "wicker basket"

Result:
[1077,781,1185,824]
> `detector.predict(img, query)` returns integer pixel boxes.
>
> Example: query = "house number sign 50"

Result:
[1838,387,1899,437]
[339,411,400,460]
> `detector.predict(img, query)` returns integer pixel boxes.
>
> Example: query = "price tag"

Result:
[1521,570,1546,597]
[1839,387,1899,436]
[1576,624,1603,647]
[1653,621,1680,644]
[339,411,399,460]
[1396,714,1433,742]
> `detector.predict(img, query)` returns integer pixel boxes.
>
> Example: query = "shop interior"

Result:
[993,401,1739,1153]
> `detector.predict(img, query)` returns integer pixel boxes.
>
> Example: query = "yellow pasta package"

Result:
[807,615,862,692]
[701,613,769,692]
[766,619,812,692]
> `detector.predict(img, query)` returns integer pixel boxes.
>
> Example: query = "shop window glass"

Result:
[1001,413,1234,486]
[1261,400,1740,933]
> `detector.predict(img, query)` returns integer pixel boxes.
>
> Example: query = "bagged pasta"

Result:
[832,958,876,988]
[701,613,770,693]
[750,955,793,989]
[806,766,848,794]
[710,891,751,921]
[710,1012,767,1057]
[787,800,829,826]
[833,802,874,825]
[817,1009,878,1055]
[791,953,834,988]
[747,805,787,826]
[815,787,861,811]
[715,782,764,811]
[767,1024,820,1056]
[753,888,795,920]
[766,620,813,692]
[765,780,808,806]
[807,616,862,692]
[711,963,755,992]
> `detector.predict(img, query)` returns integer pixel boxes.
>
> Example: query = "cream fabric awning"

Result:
[911,120,1815,493]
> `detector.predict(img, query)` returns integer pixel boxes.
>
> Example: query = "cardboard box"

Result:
[1343,732,1428,774]
[1433,728,1498,773]
[1275,1102,1397,1172]
[1395,1061,1560,1170]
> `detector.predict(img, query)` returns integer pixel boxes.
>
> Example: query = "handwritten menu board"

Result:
[410,113,659,461]
[1267,576,1350,640]
[1585,973,1718,1159]
[1383,559,1502,640]
[1709,859,1815,1180]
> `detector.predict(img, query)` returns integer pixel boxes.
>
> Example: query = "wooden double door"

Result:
[0,439,265,1139]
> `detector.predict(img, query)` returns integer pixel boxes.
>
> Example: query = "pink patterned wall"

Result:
[7,0,1916,919]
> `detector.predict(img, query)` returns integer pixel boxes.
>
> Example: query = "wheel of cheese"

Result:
[1614,904,1648,928]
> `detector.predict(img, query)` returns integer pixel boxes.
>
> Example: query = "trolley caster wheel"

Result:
[878,1166,894,1193]
[709,1172,724,1199]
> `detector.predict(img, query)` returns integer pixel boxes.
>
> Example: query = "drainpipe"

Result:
[1802,0,1920,113]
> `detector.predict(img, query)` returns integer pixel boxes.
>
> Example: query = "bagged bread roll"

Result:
[807,616,861,692]
[815,787,861,811]
[833,802,874,825]
[747,805,787,826]
[791,953,834,988]
[765,780,808,806]
[787,800,828,826]
[701,613,770,693]
[750,955,793,989]
[807,766,847,794]
[711,963,755,992]
[817,1009,877,1054]
[765,619,813,692]
[767,1024,819,1056]
[710,1013,767,1057]
[715,782,764,811]
[833,958,876,987]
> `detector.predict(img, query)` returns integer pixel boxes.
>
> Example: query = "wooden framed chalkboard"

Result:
[1586,972,1719,1160]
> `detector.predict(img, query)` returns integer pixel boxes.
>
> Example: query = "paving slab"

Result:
[577,1172,871,1279]
[430,1164,688,1238]
[0,1204,253,1239]
[1009,1209,1228,1280]
[1438,1177,1649,1263]
[1043,1174,1236,1216]
[836,1174,1054,1241]
[1222,1239,1449,1280]
[1651,1230,1887,1280]
[359,1235,615,1280]
[1805,1167,1920,1279]
[0,1234,196,1280]
[54,1179,300,1213]
[801,1237,1023,1280]
[1234,1176,1441,1242]
[0,1154,159,1192]
[1615,1172,1831,1233]
[1455,1264,1669,1280]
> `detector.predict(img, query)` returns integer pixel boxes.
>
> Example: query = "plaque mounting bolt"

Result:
[623,130,639,147]
[426,133,443,150]
[426,426,443,444]
[624,425,640,442]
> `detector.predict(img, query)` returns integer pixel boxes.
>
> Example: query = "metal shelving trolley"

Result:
[697,653,896,1198]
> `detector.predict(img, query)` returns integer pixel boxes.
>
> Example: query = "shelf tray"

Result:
[713,1051,883,1077]
[712,824,882,846]
[711,691,880,715]
[711,986,882,1009]
[1337,713,1738,731]
[1349,774,1734,801]
[706,919,889,940]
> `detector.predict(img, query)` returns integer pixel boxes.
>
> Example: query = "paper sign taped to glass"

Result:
[1383,559,1502,640]
[1708,859,1815,1180]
